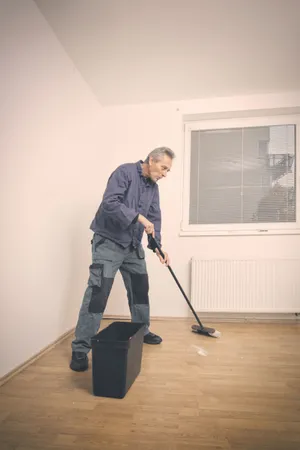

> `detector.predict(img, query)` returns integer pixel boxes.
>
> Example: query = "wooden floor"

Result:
[1,319,300,450]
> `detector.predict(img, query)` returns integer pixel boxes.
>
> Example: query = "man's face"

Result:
[148,155,172,182]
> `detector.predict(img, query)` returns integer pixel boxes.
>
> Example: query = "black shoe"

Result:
[143,332,162,345]
[70,351,89,372]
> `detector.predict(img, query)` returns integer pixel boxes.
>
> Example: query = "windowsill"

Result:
[179,229,300,237]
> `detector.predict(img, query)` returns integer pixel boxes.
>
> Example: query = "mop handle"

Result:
[148,235,204,329]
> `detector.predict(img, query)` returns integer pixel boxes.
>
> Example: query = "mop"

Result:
[148,235,221,338]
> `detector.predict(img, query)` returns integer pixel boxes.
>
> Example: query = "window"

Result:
[181,115,300,236]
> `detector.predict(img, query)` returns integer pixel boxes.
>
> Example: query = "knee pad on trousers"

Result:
[88,263,114,313]
[130,273,149,305]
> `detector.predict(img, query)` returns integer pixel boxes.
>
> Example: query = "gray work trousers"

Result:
[71,233,150,353]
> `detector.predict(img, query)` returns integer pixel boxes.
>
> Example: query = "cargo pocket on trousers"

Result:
[136,245,145,259]
[94,237,106,251]
[88,263,114,313]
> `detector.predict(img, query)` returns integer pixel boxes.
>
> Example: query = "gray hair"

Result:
[144,146,175,163]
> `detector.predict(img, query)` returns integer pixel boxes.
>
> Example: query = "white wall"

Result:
[1,1,299,380]
[0,0,104,378]
[102,91,300,319]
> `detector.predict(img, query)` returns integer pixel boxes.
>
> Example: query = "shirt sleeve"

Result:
[147,186,162,250]
[101,166,138,229]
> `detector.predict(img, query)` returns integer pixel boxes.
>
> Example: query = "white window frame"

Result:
[181,114,300,237]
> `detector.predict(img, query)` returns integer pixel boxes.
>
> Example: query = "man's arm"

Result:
[146,187,170,265]
[102,166,137,229]
[102,165,156,234]
[146,186,162,249]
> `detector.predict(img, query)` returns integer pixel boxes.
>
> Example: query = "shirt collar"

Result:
[136,160,155,185]
[136,160,143,176]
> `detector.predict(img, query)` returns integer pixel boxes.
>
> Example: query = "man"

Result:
[70,146,175,372]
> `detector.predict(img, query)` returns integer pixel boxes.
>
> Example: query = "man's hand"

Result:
[138,214,155,236]
[155,248,170,266]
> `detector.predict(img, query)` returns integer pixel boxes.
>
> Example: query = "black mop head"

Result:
[191,324,221,338]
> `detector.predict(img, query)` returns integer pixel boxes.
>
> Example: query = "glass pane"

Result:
[189,124,296,225]
[190,128,243,224]
[247,125,296,223]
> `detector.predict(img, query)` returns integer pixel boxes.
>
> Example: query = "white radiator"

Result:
[191,258,300,313]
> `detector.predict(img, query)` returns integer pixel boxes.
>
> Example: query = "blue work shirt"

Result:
[90,161,161,249]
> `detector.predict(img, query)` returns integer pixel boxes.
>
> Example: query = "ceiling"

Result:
[34,0,300,106]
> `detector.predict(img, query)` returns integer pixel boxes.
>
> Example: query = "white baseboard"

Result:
[104,313,300,323]
[0,328,75,387]
[188,311,300,323]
